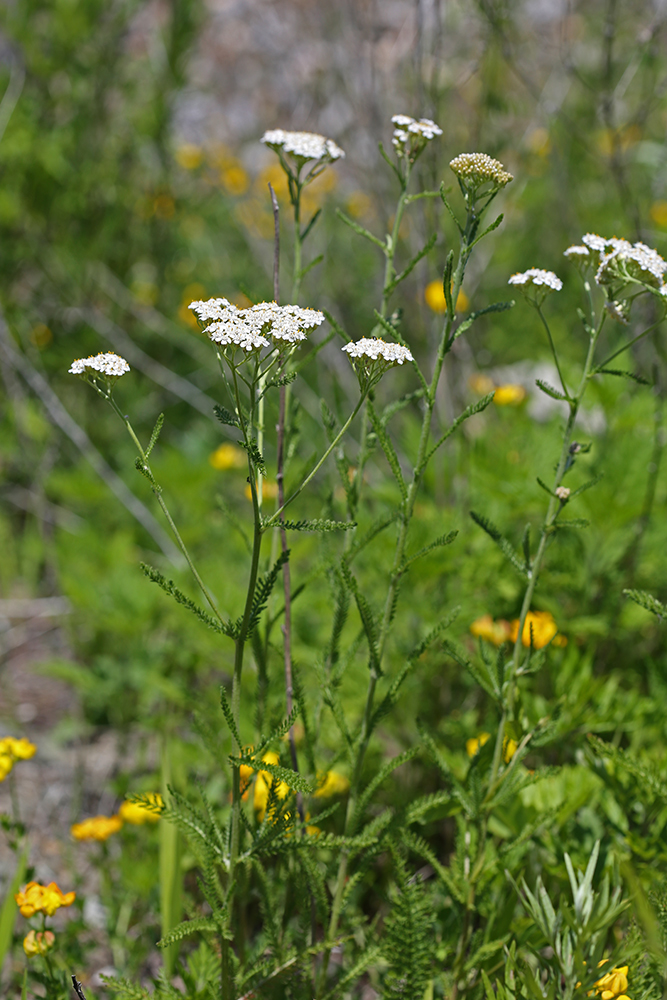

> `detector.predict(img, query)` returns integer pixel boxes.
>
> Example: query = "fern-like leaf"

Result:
[140,564,236,637]
[469,511,528,578]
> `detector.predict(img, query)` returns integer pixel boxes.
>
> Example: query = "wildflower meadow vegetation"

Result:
[3,2,667,999]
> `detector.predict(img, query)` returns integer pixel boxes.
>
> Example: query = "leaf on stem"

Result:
[247,550,290,635]
[219,685,243,749]
[213,404,239,427]
[423,393,495,466]
[340,562,381,676]
[145,413,164,458]
[469,511,528,578]
[380,389,425,427]
[597,368,652,386]
[536,379,567,401]
[279,518,357,531]
[399,530,458,574]
[140,563,236,637]
[368,403,407,500]
[439,185,463,234]
[335,208,385,250]
[239,437,267,476]
[451,300,514,343]
[300,207,321,242]
[233,753,312,795]
[385,233,438,296]
[442,250,454,315]
[623,588,667,619]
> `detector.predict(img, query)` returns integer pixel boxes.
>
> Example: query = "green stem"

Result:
[292,184,302,303]
[317,209,474,998]
[536,305,571,400]
[506,308,605,709]
[108,398,224,624]
[379,163,411,320]
[263,391,369,530]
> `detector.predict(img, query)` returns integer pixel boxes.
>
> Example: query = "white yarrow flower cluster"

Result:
[508,269,563,291]
[260,129,345,163]
[69,352,131,377]
[450,152,514,190]
[563,245,590,262]
[342,337,413,366]
[391,114,442,160]
[581,233,667,290]
[189,298,324,353]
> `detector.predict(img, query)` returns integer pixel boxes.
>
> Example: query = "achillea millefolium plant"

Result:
[7,112,667,1000]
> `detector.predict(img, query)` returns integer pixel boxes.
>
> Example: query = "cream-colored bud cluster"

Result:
[189,299,325,352]
[342,337,413,366]
[508,269,563,292]
[260,129,345,163]
[69,352,131,377]
[391,114,442,156]
[449,152,513,189]
[581,233,667,291]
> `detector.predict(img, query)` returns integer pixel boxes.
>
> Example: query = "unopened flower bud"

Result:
[555,486,570,501]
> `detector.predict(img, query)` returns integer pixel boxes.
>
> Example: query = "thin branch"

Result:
[0,311,182,565]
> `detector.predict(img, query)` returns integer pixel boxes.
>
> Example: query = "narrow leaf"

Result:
[140,564,235,637]
[145,413,165,458]
[213,404,239,427]
[335,208,385,249]
[536,378,567,401]
[469,511,528,578]
[452,300,514,341]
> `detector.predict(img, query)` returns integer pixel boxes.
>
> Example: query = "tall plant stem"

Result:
[224,363,264,998]
[108,398,224,624]
[317,213,473,997]
[379,163,411,320]
[505,307,604,712]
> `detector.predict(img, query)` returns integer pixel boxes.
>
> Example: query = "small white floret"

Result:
[69,352,131,377]
[260,129,345,162]
[508,268,563,291]
[342,337,413,366]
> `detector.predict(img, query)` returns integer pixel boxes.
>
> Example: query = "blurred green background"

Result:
[2,0,667,985]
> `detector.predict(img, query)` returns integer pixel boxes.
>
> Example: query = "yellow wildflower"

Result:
[71,815,123,841]
[650,201,667,228]
[467,732,518,763]
[594,964,630,1000]
[119,793,163,825]
[220,164,249,196]
[470,614,512,646]
[0,736,37,760]
[175,144,203,170]
[209,443,245,471]
[253,752,289,822]
[469,373,495,395]
[0,736,37,782]
[466,733,491,757]
[313,771,350,798]
[15,881,76,918]
[493,384,527,406]
[23,930,55,957]
[0,753,13,781]
[424,280,468,314]
[245,480,278,501]
[509,610,567,649]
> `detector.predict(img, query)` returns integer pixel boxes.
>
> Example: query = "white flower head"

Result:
[342,337,413,388]
[555,486,571,501]
[450,152,513,193]
[595,238,667,290]
[391,114,442,161]
[69,352,131,379]
[509,268,563,292]
[563,245,591,270]
[189,298,324,356]
[604,300,630,324]
[260,129,345,166]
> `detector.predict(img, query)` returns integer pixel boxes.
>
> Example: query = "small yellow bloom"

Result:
[175,144,203,170]
[118,793,163,825]
[650,201,667,228]
[253,752,289,822]
[0,753,14,781]
[470,614,512,646]
[15,881,76,918]
[245,480,278,501]
[466,733,491,758]
[469,373,495,395]
[509,610,566,649]
[493,384,527,406]
[345,190,374,220]
[424,280,468,314]
[209,443,246,471]
[0,736,37,760]
[23,930,55,957]
[220,164,249,196]
[30,323,53,348]
[503,737,518,762]
[313,771,350,798]
[71,814,123,841]
[594,965,629,1000]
